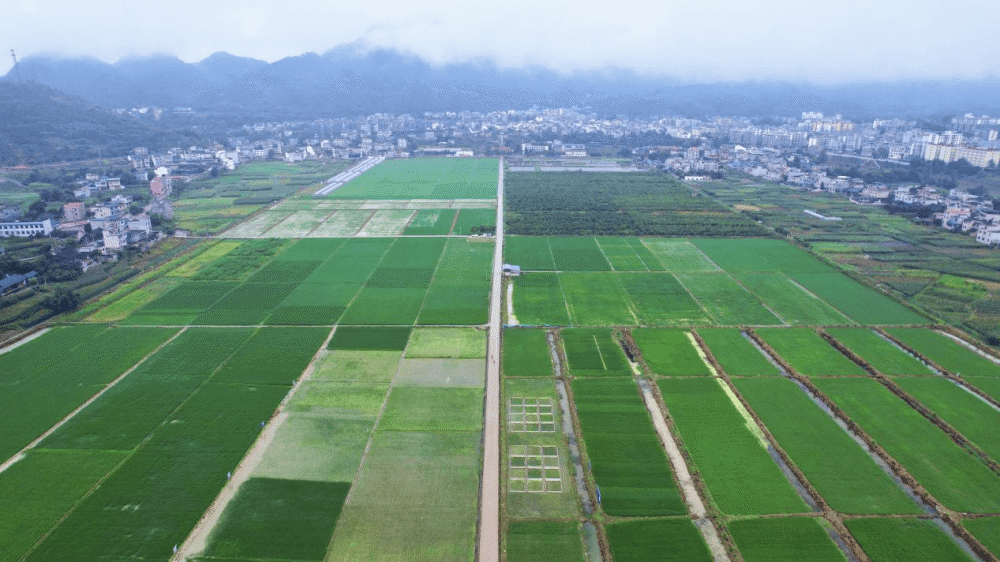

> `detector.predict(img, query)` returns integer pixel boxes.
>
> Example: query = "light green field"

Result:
[378,387,484,432]
[325,157,498,200]
[698,329,779,376]
[222,210,293,238]
[310,350,404,383]
[394,358,485,387]
[677,273,783,325]
[511,273,572,326]
[357,209,415,237]
[757,328,867,376]
[85,277,183,323]
[406,328,487,358]
[251,414,377,482]
[559,272,637,326]
[737,273,853,326]
[827,328,933,375]
[641,238,721,273]
[265,209,334,237]
[308,210,373,237]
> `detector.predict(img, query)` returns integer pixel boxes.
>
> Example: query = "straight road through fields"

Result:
[477,158,503,562]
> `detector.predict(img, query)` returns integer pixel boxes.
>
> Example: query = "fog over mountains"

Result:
[4,46,999,120]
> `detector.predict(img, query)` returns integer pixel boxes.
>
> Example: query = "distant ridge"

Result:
[4,46,1000,119]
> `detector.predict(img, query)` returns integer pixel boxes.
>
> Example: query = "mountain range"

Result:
[5,45,1000,120]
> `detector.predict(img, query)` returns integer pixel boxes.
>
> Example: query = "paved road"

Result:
[477,158,504,562]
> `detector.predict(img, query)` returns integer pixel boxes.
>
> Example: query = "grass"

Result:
[633,329,712,376]
[572,379,685,516]
[561,329,631,376]
[559,272,637,326]
[378,387,484,431]
[826,328,932,375]
[735,377,920,514]
[893,377,1000,462]
[506,521,584,562]
[885,328,1000,377]
[325,431,481,562]
[511,273,572,326]
[727,517,847,562]
[502,329,554,378]
[200,478,350,560]
[329,327,412,351]
[736,273,853,326]
[676,273,783,325]
[406,328,486,358]
[658,378,807,515]
[548,237,612,271]
[963,517,1000,559]
[845,518,977,562]
[813,377,1000,513]
[212,327,329,385]
[0,449,126,562]
[756,328,866,376]
[619,272,711,325]
[605,519,713,562]
[698,329,779,376]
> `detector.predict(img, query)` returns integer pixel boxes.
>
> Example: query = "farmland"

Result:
[756,328,867,376]
[727,518,848,562]
[633,328,712,376]
[845,518,977,562]
[320,157,498,199]
[697,328,780,376]
[885,327,1000,377]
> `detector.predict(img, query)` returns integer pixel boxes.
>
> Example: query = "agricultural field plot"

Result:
[596,237,666,271]
[845,518,977,562]
[509,273,571,326]
[826,328,933,375]
[604,519,713,562]
[188,239,290,282]
[307,209,374,237]
[322,157,498,199]
[25,384,291,561]
[403,209,457,235]
[356,209,415,237]
[165,240,243,277]
[221,210,294,238]
[756,328,867,376]
[657,378,807,515]
[969,377,1000,403]
[790,272,927,325]
[504,379,578,519]
[812,377,1000,513]
[452,208,496,235]
[212,327,329,386]
[633,329,712,376]
[691,237,833,275]
[892,377,1000,462]
[697,329,779,376]
[571,379,685,516]
[560,329,631,377]
[119,281,239,325]
[727,518,848,562]
[505,236,557,270]
[641,239,721,273]
[885,328,1000,377]
[417,239,493,325]
[196,478,351,561]
[619,272,711,325]
[736,273,853,326]
[505,521,585,562]
[676,273,784,325]
[406,327,486,359]
[963,517,1000,559]
[502,329,554,378]
[262,209,335,237]
[0,325,178,461]
[0,449,126,562]
[735,377,920,514]
[559,272,637,326]
[83,276,183,323]
[548,237,613,271]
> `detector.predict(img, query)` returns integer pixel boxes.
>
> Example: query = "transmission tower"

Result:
[10,49,23,82]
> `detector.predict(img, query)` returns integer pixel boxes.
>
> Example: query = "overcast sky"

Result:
[3,0,996,83]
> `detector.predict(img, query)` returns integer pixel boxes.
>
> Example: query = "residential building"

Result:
[0,219,54,238]
[63,202,87,222]
[150,176,172,199]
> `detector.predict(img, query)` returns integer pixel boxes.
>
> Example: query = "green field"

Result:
[642,239,721,273]
[417,239,492,325]
[676,273,783,325]
[619,272,710,325]
[790,272,927,325]
[845,518,976,562]
[893,377,1000,462]
[502,329,554,378]
[826,328,933,375]
[505,236,556,270]
[559,272,637,326]
[324,157,498,199]
[549,237,612,271]
[328,326,412,350]
[378,387,484,432]
[212,327,328,385]
[572,379,684,516]
[406,327,486,358]
[813,377,1000,513]
[698,329,779,376]
[403,209,457,235]
[633,329,711,376]
[510,273,571,326]
[757,328,866,376]
[658,378,807,515]
[728,518,847,562]
[885,328,1000,377]
[735,377,920,514]
[452,208,496,235]
[605,519,713,562]
[736,273,852,326]
[560,329,631,377]
[505,521,584,562]
[963,517,1000,559]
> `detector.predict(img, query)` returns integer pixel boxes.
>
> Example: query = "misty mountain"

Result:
[0,82,200,165]
[4,46,1000,119]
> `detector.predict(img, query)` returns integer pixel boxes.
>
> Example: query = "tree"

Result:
[42,287,80,312]
[27,200,48,219]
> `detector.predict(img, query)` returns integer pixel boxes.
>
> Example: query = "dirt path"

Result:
[0,326,50,354]
[476,159,504,562]
[172,327,337,561]
[637,380,731,562]
[0,327,186,475]
[506,282,518,326]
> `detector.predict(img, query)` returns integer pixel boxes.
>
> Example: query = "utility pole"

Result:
[10,50,23,83]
